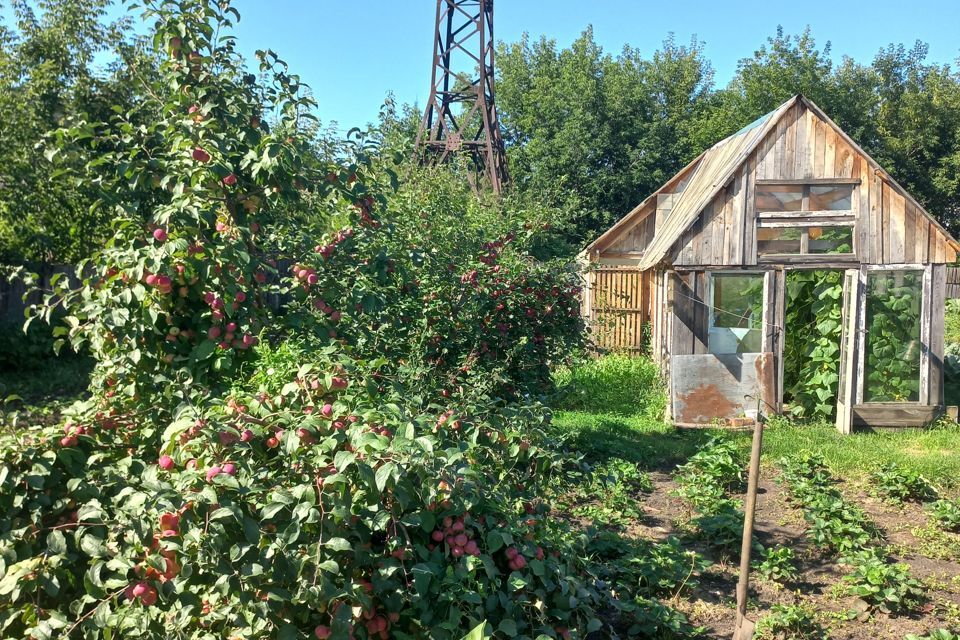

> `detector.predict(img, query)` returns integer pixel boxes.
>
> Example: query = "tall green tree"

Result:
[0,0,140,264]
[496,29,716,246]
[497,25,960,245]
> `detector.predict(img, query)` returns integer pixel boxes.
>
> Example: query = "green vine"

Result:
[864,271,923,402]
[783,271,843,419]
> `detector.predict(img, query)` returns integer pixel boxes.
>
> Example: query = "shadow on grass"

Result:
[551,410,723,471]
[0,355,93,406]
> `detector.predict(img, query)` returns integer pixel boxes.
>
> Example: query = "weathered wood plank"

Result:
[813,118,826,179]
[857,160,870,262]
[824,126,837,178]
[773,110,787,180]
[852,405,943,428]
[730,170,746,264]
[904,202,916,264]
[931,264,947,406]
[795,105,810,178]
[783,104,798,179]
[745,158,758,266]
[755,178,861,186]
[888,186,906,264]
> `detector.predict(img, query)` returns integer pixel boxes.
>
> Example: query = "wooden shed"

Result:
[583,95,960,432]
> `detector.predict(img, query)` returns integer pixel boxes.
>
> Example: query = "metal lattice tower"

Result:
[414,0,509,195]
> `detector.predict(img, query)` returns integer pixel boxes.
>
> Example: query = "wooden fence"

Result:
[948,267,960,300]
[583,266,652,353]
[0,264,80,325]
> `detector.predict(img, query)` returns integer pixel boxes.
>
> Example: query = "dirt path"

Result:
[630,465,960,638]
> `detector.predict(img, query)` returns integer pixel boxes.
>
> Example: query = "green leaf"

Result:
[497,619,517,636]
[460,621,488,640]
[375,462,396,492]
[46,530,67,555]
[325,537,352,552]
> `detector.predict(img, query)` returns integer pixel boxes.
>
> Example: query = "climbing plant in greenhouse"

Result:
[783,270,843,419]
[864,271,923,402]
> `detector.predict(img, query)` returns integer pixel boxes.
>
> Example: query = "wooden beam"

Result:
[852,404,943,428]
[757,257,859,267]
[755,178,861,185]
[758,219,856,229]
[758,210,855,220]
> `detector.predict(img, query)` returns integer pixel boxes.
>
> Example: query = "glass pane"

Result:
[864,270,923,402]
[709,274,763,354]
[758,225,854,256]
[808,226,854,254]
[758,227,802,255]
[756,185,804,212]
[809,185,854,211]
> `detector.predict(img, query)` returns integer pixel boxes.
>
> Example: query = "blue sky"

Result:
[223,0,960,130]
[9,1,960,130]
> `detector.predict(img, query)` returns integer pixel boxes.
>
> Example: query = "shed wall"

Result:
[667,101,958,268]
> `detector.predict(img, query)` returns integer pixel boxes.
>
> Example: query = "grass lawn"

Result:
[553,354,960,488]
[554,410,960,490]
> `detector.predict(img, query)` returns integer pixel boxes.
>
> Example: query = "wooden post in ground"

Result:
[734,417,764,640]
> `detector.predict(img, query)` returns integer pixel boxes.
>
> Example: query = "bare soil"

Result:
[581,463,960,638]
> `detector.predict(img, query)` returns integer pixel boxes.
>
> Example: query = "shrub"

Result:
[754,603,827,640]
[754,546,799,584]
[842,549,926,615]
[553,354,665,418]
[928,498,960,532]
[870,463,938,503]
[0,2,601,638]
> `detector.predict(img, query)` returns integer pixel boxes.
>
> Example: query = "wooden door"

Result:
[835,269,862,434]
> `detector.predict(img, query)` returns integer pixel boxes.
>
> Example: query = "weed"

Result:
[908,523,960,561]
[905,632,960,640]
[566,457,650,527]
[553,354,666,418]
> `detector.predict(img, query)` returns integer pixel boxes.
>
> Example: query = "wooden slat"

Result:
[888,187,906,263]
[758,210,855,220]
[813,118,826,179]
[783,104,797,179]
[795,105,810,178]
[745,158,758,265]
[852,404,942,428]
[759,219,856,229]
[857,160,870,262]
[824,126,837,178]
[904,202,916,264]
[755,177,862,186]
[773,110,787,180]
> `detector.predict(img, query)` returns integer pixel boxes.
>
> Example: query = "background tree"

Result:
[496,25,960,246]
[496,29,716,246]
[0,0,148,264]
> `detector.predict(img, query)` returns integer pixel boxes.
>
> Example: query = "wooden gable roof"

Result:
[586,95,960,268]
